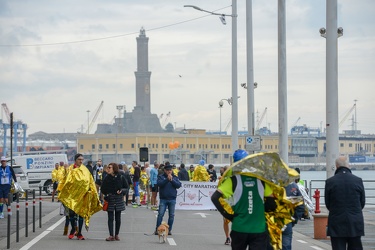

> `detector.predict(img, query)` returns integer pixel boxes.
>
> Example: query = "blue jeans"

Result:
[156,199,176,232]
[282,223,293,250]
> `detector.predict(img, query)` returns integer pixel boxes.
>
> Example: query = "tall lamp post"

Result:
[218,97,239,135]
[319,0,343,178]
[86,110,90,134]
[184,1,238,152]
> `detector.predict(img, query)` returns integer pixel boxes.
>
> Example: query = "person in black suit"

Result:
[325,156,366,250]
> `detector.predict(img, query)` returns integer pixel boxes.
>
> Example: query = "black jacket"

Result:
[101,174,129,212]
[178,168,189,181]
[325,166,365,237]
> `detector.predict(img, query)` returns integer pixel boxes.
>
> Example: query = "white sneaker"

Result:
[0,213,4,219]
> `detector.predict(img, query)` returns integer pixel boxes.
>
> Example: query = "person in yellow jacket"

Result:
[51,163,60,202]
[58,153,102,240]
[193,160,210,182]
[139,166,149,205]
[188,165,195,181]
[172,165,179,177]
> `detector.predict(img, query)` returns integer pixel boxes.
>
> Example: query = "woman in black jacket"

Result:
[101,163,128,241]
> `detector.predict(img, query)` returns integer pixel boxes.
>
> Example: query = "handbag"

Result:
[102,200,109,211]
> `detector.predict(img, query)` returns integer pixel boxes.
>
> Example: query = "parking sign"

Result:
[245,136,261,151]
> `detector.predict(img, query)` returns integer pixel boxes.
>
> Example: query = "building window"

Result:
[164,154,169,159]
[131,143,135,148]
[99,144,102,150]
[120,144,123,149]
[80,145,84,150]
[138,143,140,148]
[113,144,116,149]
[92,144,95,150]
[190,154,194,159]
[156,144,159,148]
[105,144,109,149]
[349,143,352,147]
[224,154,229,159]
[340,143,344,147]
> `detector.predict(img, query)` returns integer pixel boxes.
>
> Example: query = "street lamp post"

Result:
[246,0,255,138]
[185,1,238,152]
[278,0,288,164]
[218,97,239,136]
[86,110,90,134]
[320,0,343,179]
[219,101,223,135]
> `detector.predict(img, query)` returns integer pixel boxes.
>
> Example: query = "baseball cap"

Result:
[1,156,6,162]
[164,165,172,170]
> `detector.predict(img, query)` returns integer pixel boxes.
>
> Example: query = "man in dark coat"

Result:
[325,156,366,250]
[177,163,189,181]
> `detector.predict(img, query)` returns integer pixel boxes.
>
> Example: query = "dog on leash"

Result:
[157,221,169,243]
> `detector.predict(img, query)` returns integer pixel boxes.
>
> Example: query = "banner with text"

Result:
[176,181,217,210]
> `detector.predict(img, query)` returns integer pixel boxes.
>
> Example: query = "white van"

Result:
[11,165,30,200]
[12,165,30,190]
[7,153,68,194]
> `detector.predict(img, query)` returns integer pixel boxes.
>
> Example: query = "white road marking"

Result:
[311,246,324,250]
[194,212,210,218]
[20,217,65,250]
[297,239,307,243]
[168,237,177,245]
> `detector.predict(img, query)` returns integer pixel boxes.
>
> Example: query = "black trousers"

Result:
[107,210,122,236]
[331,236,363,250]
[230,230,268,250]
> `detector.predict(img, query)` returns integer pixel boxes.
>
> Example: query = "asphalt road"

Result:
[1,197,374,250]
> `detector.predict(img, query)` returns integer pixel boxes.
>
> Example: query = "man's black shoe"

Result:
[168,232,172,236]
[154,230,158,235]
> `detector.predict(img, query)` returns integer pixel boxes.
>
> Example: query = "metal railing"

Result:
[309,180,375,206]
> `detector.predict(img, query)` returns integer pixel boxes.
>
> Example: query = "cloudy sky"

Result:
[0,0,374,136]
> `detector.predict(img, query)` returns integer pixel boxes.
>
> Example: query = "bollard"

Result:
[7,193,12,249]
[33,190,36,232]
[313,189,321,214]
[25,191,28,237]
[312,213,328,239]
[16,193,20,242]
[39,186,42,228]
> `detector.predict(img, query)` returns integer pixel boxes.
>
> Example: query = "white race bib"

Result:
[1,173,10,185]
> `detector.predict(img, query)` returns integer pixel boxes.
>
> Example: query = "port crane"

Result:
[1,103,27,156]
[86,101,104,134]
[339,101,357,130]
[161,111,171,128]
[255,107,267,132]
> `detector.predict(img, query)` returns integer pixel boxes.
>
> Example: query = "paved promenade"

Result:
[0,198,374,250]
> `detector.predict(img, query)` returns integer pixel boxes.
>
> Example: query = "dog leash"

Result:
[144,232,156,236]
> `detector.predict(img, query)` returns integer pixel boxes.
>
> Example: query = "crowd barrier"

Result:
[5,187,44,249]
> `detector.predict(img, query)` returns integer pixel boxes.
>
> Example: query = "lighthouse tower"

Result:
[134,27,151,114]
[121,28,163,133]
